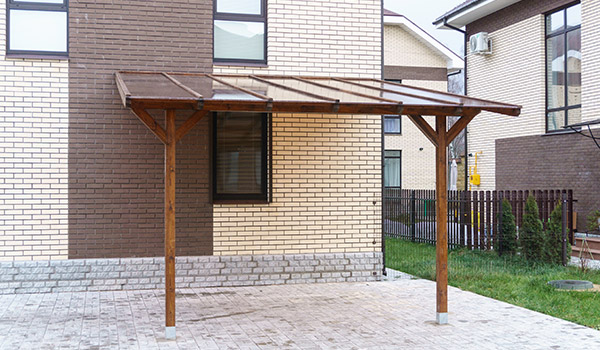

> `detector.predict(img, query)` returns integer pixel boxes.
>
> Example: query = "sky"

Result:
[384,0,466,55]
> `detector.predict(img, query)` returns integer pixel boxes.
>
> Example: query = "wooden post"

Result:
[165,109,177,340]
[435,115,448,325]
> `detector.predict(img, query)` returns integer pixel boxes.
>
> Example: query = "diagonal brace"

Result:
[131,105,167,144]
[446,112,479,147]
[176,110,209,142]
[408,114,438,147]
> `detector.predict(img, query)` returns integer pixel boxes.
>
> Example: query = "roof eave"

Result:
[434,0,523,30]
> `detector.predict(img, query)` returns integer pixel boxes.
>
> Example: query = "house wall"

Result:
[466,15,546,190]
[212,0,382,256]
[384,82,446,190]
[466,0,600,224]
[0,1,69,261]
[67,0,214,259]
[496,132,600,230]
[383,21,449,190]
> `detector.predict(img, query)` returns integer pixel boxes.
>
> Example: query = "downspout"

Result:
[380,1,386,277]
[443,17,469,190]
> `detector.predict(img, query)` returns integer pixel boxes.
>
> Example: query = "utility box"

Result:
[470,174,481,186]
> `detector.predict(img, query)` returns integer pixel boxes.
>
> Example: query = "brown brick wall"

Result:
[496,132,600,230]
[467,0,576,35]
[68,0,214,258]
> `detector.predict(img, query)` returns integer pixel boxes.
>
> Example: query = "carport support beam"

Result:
[165,109,177,339]
[435,115,448,325]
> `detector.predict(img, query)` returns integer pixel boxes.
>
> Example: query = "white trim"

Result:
[435,0,523,30]
[384,15,464,71]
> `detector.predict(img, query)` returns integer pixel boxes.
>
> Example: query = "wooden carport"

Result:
[115,71,520,339]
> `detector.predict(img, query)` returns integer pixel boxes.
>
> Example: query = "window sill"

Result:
[384,132,402,135]
[5,53,68,61]
[213,199,269,205]
[543,128,579,136]
[213,61,268,68]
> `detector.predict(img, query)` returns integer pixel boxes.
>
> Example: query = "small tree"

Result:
[545,202,563,264]
[498,199,517,256]
[520,195,544,261]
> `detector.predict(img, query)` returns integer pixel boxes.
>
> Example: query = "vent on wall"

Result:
[469,32,492,55]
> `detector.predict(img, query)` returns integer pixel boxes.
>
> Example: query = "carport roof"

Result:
[115,71,521,117]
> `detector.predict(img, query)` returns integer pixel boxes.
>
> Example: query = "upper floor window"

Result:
[6,0,68,56]
[546,2,581,132]
[213,0,266,64]
[384,116,401,134]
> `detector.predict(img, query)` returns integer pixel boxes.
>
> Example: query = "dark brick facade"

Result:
[496,132,600,230]
[383,66,448,81]
[68,1,214,258]
[467,0,577,35]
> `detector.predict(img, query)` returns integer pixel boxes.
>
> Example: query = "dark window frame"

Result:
[383,115,402,134]
[6,0,69,57]
[383,150,402,188]
[212,112,270,203]
[544,1,581,133]
[383,79,402,134]
[213,0,267,65]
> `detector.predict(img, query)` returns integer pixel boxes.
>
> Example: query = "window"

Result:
[384,150,401,188]
[6,0,68,56]
[213,112,268,202]
[545,2,581,132]
[384,116,401,134]
[213,0,266,64]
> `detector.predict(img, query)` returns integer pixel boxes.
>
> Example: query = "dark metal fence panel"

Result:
[383,188,575,251]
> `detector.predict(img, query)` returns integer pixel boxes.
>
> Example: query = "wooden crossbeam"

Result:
[176,110,209,142]
[131,105,167,144]
[446,112,479,147]
[408,115,438,147]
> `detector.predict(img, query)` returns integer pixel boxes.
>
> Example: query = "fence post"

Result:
[562,192,568,266]
[410,190,416,242]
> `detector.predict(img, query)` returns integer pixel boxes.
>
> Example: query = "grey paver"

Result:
[0,278,599,349]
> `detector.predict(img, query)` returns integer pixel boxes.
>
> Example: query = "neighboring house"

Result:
[0,0,383,288]
[434,0,599,229]
[383,9,464,189]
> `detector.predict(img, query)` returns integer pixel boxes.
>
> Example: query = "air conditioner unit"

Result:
[469,32,492,55]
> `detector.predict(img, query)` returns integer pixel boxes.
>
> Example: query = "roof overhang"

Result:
[434,0,523,30]
[115,72,519,117]
[384,14,464,71]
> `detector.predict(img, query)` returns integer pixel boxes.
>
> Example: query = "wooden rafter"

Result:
[161,73,204,99]
[250,75,339,103]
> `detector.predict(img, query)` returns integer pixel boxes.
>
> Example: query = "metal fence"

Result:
[383,188,574,250]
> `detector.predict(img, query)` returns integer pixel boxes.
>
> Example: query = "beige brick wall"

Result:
[581,0,600,125]
[214,113,381,255]
[385,81,446,189]
[213,0,382,255]
[0,1,69,261]
[214,0,381,77]
[384,25,447,68]
[467,15,546,190]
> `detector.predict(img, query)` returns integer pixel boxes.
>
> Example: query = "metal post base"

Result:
[165,326,176,340]
[436,312,448,325]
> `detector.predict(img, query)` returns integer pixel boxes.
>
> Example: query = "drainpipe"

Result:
[443,18,469,190]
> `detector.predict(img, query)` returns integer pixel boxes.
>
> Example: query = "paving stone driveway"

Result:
[0,277,599,350]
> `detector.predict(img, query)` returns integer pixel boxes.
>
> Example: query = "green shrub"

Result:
[587,210,600,232]
[545,202,570,264]
[498,199,518,256]
[520,195,544,261]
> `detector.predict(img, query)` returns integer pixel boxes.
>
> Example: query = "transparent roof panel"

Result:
[263,78,386,103]
[325,79,440,106]
[217,77,326,102]
[349,79,472,105]
[171,74,261,100]
[120,73,197,99]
